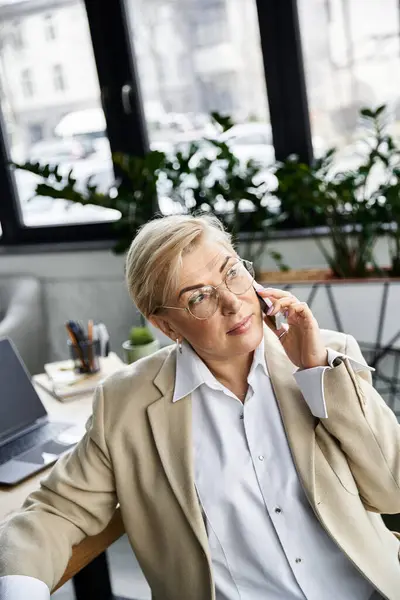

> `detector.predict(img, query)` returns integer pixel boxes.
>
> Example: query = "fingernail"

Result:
[267,306,274,315]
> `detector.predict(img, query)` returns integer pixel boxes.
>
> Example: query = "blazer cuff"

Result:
[293,347,374,419]
[0,576,49,599]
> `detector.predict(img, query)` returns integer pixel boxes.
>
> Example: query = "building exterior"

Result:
[298,0,400,143]
[0,0,101,153]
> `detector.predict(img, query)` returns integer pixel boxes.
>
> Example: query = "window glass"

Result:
[0,0,118,227]
[298,0,400,163]
[53,64,66,92]
[125,0,271,215]
[44,14,57,41]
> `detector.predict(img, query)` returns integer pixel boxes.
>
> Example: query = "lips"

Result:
[227,315,252,334]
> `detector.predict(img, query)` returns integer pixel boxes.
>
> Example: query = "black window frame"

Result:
[0,0,312,250]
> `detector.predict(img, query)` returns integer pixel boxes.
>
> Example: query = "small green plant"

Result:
[129,326,155,346]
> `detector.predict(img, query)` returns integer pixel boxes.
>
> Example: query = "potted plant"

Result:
[10,113,287,277]
[258,107,400,390]
[268,105,396,282]
[160,112,288,277]
[122,324,160,364]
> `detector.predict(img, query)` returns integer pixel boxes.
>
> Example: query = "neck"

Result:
[202,351,254,399]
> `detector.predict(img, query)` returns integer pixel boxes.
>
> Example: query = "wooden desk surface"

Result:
[0,386,94,522]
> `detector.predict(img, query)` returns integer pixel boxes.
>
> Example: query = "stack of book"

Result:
[33,352,125,401]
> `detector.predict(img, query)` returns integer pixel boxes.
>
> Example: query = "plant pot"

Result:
[258,268,333,284]
[122,339,161,364]
[258,267,400,285]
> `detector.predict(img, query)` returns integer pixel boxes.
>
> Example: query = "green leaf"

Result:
[360,107,374,118]
[375,104,386,116]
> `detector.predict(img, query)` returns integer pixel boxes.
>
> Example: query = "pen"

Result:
[65,323,78,347]
[88,319,93,342]
[66,321,87,371]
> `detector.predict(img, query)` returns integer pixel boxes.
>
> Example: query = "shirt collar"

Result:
[173,336,269,403]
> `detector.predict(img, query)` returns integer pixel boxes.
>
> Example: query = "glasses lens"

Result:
[188,286,219,319]
[225,260,255,295]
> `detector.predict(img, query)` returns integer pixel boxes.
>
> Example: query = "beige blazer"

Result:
[1,327,400,600]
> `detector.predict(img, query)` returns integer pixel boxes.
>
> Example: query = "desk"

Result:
[0,385,126,600]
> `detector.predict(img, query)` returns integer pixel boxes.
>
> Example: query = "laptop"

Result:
[0,337,82,486]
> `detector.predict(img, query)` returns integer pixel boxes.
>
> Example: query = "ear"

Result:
[148,314,181,342]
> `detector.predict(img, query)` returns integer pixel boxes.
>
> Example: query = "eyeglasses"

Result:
[157,259,255,320]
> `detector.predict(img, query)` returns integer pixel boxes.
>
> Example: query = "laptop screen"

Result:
[0,338,47,442]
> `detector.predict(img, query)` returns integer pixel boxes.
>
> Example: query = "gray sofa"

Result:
[0,276,46,375]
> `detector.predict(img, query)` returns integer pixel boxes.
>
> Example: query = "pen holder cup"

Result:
[68,339,101,374]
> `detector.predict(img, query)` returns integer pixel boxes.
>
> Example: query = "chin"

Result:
[228,316,264,352]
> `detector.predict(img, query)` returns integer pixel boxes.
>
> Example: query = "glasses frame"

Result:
[156,258,255,320]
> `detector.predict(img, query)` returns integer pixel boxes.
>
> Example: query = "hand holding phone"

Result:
[253,283,286,331]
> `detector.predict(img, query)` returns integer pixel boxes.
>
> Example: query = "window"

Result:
[12,20,24,50]
[298,0,400,159]
[53,64,66,92]
[21,68,34,98]
[0,0,116,229]
[199,71,235,114]
[126,0,270,147]
[194,2,228,47]
[44,14,56,41]
[126,0,271,216]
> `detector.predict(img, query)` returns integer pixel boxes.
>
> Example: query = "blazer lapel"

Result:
[147,330,318,560]
[147,349,210,560]
[263,326,318,504]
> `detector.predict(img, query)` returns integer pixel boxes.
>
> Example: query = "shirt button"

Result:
[295,558,302,564]
[274,507,282,514]
[258,455,265,461]
[239,414,244,420]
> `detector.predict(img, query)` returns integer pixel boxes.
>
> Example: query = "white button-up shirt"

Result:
[0,340,381,600]
[172,338,378,600]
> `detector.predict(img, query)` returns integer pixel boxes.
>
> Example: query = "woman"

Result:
[1,213,400,600]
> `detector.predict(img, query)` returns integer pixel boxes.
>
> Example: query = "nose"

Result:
[219,287,242,315]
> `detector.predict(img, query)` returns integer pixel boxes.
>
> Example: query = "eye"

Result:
[226,264,241,280]
[189,288,213,305]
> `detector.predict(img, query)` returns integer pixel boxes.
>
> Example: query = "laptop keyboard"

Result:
[0,422,71,466]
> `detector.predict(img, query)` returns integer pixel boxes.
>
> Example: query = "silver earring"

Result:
[176,338,183,354]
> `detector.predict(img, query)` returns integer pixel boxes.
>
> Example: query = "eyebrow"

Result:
[178,255,234,299]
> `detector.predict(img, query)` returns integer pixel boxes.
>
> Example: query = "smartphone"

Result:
[253,283,286,331]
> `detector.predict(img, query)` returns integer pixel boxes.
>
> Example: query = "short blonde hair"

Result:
[125,213,234,318]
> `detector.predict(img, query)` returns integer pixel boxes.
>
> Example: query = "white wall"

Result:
[0,234,393,364]
[0,248,136,363]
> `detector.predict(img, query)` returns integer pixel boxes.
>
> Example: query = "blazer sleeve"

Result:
[321,334,400,514]
[0,383,117,593]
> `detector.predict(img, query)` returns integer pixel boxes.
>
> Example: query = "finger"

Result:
[256,287,294,299]
[266,296,301,316]
[286,302,316,325]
